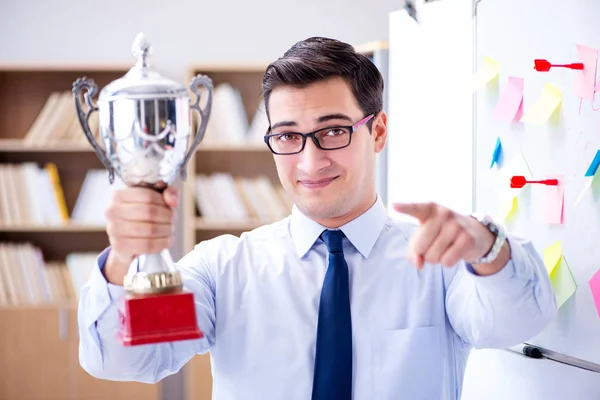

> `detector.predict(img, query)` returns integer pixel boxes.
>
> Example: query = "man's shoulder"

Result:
[192,216,291,260]
[243,216,292,242]
[382,216,419,242]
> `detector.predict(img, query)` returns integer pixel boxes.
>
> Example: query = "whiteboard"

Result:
[388,0,600,398]
[472,0,600,366]
[465,0,600,397]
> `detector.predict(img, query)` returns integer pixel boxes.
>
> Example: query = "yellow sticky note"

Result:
[501,196,518,221]
[494,152,532,221]
[550,257,577,309]
[472,56,500,92]
[520,83,562,125]
[543,240,562,275]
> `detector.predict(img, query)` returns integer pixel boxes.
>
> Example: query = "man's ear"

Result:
[372,111,387,153]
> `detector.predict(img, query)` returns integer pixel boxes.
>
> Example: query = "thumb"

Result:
[163,187,179,208]
[393,202,434,222]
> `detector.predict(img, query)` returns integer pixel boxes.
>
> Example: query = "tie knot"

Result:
[321,229,345,253]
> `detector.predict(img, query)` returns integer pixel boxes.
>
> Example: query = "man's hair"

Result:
[261,37,384,128]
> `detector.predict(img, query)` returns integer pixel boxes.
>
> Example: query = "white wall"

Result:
[0,0,400,82]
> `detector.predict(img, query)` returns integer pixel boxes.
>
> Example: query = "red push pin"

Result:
[510,175,559,189]
[534,59,584,72]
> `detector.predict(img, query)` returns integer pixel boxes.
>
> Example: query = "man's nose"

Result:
[297,137,329,174]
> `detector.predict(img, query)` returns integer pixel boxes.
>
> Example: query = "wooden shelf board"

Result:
[196,142,269,152]
[0,139,93,152]
[0,224,106,233]
[0,62,132,72]
[188,63,269,73]
[0,139,269,153]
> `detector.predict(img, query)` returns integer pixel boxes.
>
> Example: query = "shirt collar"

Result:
[289,195,387,259]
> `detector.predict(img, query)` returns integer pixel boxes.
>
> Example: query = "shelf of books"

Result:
[182,63,293,400]
[0,65,159,400]
[182,63,294,253]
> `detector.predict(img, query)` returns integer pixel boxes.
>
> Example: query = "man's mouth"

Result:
[298,176,338,189]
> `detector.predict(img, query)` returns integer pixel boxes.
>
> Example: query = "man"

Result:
[78,37,557,400]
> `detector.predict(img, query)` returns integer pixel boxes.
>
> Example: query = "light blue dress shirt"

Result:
[78,196,557,400]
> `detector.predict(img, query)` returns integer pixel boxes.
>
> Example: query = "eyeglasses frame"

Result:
[263,113,375,155]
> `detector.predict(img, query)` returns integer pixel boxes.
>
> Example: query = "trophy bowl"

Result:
[72,33,213,346]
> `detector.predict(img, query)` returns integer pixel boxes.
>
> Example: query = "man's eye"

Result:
[277,134,299,141]
[326,129,347,136]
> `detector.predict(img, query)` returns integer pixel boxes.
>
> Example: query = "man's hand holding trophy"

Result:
[72,33,213,346]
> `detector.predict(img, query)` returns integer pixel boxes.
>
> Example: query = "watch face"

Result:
[488,223,500,235]
[472,213,504,236]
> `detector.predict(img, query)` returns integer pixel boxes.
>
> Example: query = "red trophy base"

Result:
[117,290,203,346]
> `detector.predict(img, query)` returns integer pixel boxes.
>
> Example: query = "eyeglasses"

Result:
[264,114,375,155]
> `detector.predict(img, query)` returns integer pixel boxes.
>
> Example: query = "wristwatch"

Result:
[468,213,507,264]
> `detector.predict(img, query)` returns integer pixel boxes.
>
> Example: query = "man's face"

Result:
[267,77,387,225]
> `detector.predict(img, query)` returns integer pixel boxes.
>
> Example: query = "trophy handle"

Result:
[72,77,116,184]
[179,74,214,181]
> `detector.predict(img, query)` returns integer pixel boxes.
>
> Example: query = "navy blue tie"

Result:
[311,229,353,400]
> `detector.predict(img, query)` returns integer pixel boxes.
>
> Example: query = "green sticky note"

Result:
[549,256,577,309]
[543,241,562,275]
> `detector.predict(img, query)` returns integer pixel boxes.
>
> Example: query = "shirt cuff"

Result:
[463,236,527,297]
[83,246,125,328]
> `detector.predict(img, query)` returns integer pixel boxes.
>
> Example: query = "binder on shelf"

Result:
[22,91,100,146]
[71,169,125,225]
[0,242,93,307]
[194,172,291,224]
[0,162,68,226]
[0,163,126,228]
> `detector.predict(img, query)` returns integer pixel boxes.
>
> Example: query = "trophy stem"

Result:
[142,253,171,273]
[124,250,183,295]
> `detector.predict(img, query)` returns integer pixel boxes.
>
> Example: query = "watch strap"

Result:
[468,213,506,264]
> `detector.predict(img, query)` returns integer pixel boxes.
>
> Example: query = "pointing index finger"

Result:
[393,202,435,223]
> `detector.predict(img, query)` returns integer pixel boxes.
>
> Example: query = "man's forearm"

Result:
[103,249,130,286]
[446,237,557,349]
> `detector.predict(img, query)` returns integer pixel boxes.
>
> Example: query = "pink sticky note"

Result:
[515,97,524,122]
[574,44,598,101]
[544,174,564,224]
[493,76,524,122]
[589,269,600,318]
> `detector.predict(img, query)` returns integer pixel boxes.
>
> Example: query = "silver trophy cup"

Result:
[72,33,213,296]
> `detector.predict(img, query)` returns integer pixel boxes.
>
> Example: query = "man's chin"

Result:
[295,198,343,220]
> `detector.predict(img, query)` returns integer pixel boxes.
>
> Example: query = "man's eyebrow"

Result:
[316,113,353,124]
[270,113,353,131]
[270,120,297,130]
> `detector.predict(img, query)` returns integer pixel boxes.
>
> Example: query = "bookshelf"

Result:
[181,63,291,255]
[0,65,160,400]
[181,63,289,400]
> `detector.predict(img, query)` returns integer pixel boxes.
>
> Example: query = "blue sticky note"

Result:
[585,150,600,177]
[490,137,502,168]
